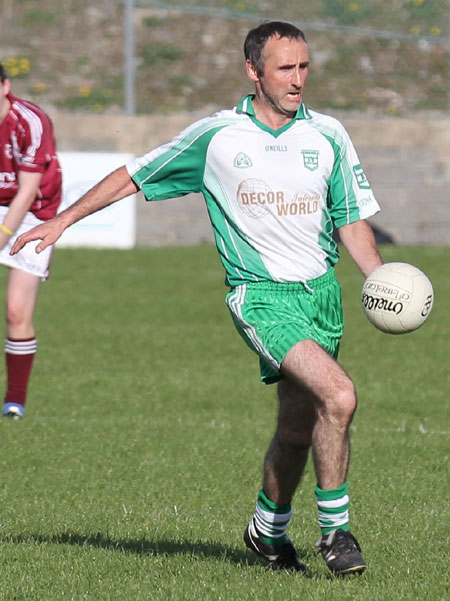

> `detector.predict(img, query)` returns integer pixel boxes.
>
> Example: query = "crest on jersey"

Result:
[353,164,371,189]
[233,152,253,168]
[301,149,319,171]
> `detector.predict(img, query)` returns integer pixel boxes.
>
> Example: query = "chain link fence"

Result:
[131,0,449,115]
[1,0,448,115]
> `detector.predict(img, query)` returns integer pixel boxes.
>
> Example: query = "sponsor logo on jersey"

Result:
[265,145,288,152]
[3,144,13,160]
[236,179,278,218]
[277,193,319,216]
[353,164,371,189]
[236,179,319,219]
[233,152,253,168]
[357,195,375,210]
[301,149,319,171]
[0,171,16,187]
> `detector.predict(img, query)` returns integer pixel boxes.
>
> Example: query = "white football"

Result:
[361,262,434,334]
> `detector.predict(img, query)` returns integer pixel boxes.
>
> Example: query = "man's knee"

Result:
[319,378,357,425]
[5,303,29,330]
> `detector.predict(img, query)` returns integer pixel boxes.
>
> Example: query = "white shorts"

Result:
[0,206,54,281]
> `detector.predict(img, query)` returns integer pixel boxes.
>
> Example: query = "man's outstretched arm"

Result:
[338,219,383,278]
[11,166,138,255]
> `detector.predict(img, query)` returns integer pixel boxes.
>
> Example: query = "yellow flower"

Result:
[4,57,17,69]
[19,58,30,70]
[9,67,20,77]
[409,25,421,35]
[348,2,359,11]
[34,82,47,93]
[412,0,425,6]
[92,103,104,112]
[79,85,92,97]
[430,26,441,36]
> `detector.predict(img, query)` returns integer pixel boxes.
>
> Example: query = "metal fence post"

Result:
[124,0,136,115]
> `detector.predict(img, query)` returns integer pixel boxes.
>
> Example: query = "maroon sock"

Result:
[4,338,37,407]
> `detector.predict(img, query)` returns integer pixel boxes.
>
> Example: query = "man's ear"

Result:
[245,59,260,83]
[3,79,11,95]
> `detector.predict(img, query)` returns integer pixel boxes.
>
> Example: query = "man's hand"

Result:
[10,217,64,255]
[11,166,139,256]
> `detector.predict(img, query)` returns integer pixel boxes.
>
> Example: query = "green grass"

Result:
[0,244,448,600]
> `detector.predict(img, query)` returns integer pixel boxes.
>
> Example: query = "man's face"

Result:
[249,36,310,118]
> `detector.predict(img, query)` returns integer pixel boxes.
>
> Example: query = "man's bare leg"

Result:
[275,339,357,492]
[262,378,315,504]
[2,268,40,418]
[257,339,366,575]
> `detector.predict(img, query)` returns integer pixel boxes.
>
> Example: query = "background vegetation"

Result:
[0,0,448,114]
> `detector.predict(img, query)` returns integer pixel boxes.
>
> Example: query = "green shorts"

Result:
[226,269,344,385]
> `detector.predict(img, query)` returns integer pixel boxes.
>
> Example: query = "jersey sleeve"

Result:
[327,124,380,228]
[16,111,52,174]
[126,117,228,201]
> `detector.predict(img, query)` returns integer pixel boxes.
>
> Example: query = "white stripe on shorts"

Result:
[227,284,280,370]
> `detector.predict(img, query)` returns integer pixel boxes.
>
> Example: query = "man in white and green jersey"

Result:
[129,95,378,287]
[12,21,384,577]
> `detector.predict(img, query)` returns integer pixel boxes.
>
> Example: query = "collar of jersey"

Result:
[6,93,17,106]
[237,94,311,137]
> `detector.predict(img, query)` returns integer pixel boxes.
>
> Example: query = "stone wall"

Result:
[53,111,450,246]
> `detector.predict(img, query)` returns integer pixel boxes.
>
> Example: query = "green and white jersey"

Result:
[127,95,380,286]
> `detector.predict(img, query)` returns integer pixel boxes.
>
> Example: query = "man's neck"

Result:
[251,97,295,131]
[0,96,11,124]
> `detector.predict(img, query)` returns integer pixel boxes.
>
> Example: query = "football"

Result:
[361,262,434,334]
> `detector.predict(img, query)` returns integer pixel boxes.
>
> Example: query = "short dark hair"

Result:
[244,21,307,73]
[0,63,7,82]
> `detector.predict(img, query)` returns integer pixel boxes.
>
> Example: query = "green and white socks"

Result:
[251,482,350,544]
[253,490,292,546]
[315,481,350,534]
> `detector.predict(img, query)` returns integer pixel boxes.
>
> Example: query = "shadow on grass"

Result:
[1,531,317,574]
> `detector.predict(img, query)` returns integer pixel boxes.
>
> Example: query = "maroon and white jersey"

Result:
[0,93,61,220]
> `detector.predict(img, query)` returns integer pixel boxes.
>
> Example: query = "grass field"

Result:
[0,244,448,601]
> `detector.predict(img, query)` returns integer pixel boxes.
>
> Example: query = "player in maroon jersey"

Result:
[0,63,62,418]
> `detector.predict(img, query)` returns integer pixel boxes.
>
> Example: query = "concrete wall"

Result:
[53,111,450,246]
